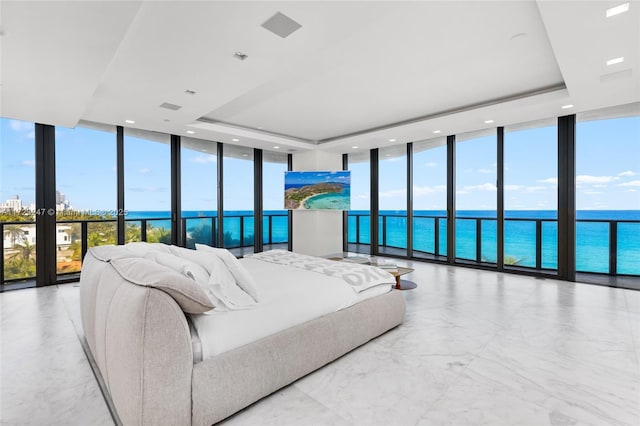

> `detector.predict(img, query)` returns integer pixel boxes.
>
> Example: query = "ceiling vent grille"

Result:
[261,12,302,38]
[160,102,182,111]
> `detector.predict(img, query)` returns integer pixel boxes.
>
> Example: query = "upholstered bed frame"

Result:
[80,250,406,425]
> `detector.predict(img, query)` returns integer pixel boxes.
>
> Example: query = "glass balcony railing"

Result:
[1,213,289,286]
[347,213,640,276]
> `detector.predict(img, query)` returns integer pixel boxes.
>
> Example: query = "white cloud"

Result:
[504,185,546,192]
[139,167,151,175]
[191,155,217,164]
[618,171,637,177]
[413,184,446,196]
[27,131,35,140]
[10,120,32,132]
[478,168,493,174]
[463,183,496,191]
[619,180,640,187]
[576,175,618,184]
[379,189,406,198]
[425,162,438,167]
[456,190,469,195]
[21,160,35,167]
[625,189,637,193]
[128,186,167,193]
[592,184,607,188]
[537,177,558,184]
[583,190,604,195]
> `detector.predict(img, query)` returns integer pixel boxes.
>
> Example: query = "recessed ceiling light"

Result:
[186,130,195,134]
[606,3,629,17]
[352,146,359,149]
[273,146,280,149]
[433,130,441,134]
[562,104,574,109]
[607,57,624,66]
[388,138,396,142]
[231,138,239,142]
[234,52,248,61]
[125,120,135,124]
[484,120,494,124]
[163,119,170,122]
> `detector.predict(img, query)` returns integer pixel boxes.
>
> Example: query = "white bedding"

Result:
[190,258,393,359]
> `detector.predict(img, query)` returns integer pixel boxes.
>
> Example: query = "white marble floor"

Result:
[1,261,639,426]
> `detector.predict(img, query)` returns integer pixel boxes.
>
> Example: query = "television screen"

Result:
[284,171,351,210]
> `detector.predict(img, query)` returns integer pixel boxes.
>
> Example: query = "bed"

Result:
[79,243,406,425]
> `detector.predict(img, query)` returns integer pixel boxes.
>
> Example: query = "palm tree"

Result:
[3,224,25,248]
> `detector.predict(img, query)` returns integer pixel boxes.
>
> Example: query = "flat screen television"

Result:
[284,171,351,210]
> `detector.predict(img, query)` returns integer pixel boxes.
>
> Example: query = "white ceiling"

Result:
[1,1,638,154]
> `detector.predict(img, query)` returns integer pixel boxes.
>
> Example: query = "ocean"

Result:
[125,209,640,276]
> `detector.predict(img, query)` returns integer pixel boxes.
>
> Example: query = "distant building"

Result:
[2,195,22,212]
[55,190,71,211]
[3,224,72,249]
[2,224,35,248]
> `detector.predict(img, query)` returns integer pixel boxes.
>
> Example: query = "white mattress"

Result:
[190,258,393,359]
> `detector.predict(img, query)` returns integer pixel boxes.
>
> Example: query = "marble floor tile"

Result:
[463,337,640,425]
[1,261,638,426]
[0,285,113,426]
[416,367,582,426]
[295,341,465,426]
[219,385,352,426]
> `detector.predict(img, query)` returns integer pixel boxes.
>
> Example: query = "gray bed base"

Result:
[80,252,406,425]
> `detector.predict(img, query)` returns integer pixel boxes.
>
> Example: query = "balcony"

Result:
[347,212,640,279]
[1,213,288,287]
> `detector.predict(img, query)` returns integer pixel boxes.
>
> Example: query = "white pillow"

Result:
[109,257,214,314]
[124,242,172,257]
[145,251,210,288]
[195,244,260,303]
[204,254,256,310]
[87,245,131,262]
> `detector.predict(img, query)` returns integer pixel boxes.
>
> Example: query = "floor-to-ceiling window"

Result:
[412,137,447,261]
[504,119,558,271]
[55,124,117,276]
[576,105,640,276]
[1,118,36,285]
[378,145,407,256]
[181,137,218,248]
[124,129,172,243]
[223,145,254,251]
[455,129,497,265]
[347,150,371,254]
[263,151,288,250]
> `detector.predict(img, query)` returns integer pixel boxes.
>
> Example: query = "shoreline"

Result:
[294,192,330,210]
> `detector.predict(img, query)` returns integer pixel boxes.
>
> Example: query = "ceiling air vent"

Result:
[160,102,182,111]
[261,12,302,38]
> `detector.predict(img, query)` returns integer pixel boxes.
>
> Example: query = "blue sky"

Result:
[1,116,639,212]
[285,171,350,187]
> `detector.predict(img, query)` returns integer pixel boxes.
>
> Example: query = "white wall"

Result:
[291,151,343,256]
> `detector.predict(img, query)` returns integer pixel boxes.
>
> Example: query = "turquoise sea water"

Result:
[349,210,640,275]
[304,187,351,210]
[125,209,639,276]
